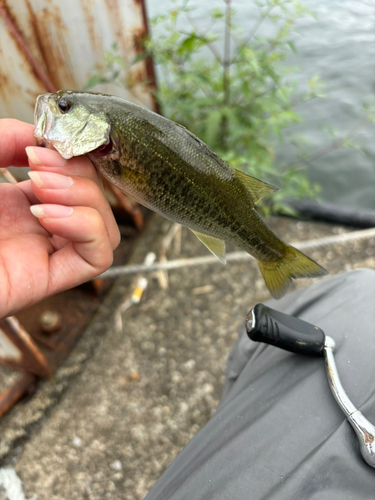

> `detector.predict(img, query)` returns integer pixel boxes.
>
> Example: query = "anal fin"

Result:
[190,230,226,264]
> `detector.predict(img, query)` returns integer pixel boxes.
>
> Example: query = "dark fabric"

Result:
[145,269,375,500]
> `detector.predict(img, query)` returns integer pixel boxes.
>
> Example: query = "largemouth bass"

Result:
[34,90,327,298]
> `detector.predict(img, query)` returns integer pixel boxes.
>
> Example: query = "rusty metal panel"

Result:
[0,0,156,123]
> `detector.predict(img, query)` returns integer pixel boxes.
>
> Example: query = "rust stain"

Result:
[132,25,147,55]
[103,0,129,56]
[25,85,40,103]
[0,0,55,92]
[80,0,103,64]
[0,71,10,101]
[134,0,160,114]
[25,1,77,91]
[25,2,57,91]
[0,68,26,117]
[101,0,154,100]
[0,0,159,113]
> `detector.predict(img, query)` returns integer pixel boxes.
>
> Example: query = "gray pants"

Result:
[146,269,375,500]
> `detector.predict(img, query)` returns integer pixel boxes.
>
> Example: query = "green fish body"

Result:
[34,90,327,298]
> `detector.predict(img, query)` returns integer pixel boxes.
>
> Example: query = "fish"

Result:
[33,90,327,298]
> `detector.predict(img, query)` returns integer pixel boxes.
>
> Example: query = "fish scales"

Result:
[98,108,284,261]
[33,90,328,298]
[101,112,247,234]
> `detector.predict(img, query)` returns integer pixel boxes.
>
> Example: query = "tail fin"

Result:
[258,246,328,299]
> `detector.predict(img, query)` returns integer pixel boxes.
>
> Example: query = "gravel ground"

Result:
[1,215,375,499]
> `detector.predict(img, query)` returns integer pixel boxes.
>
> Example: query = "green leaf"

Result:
[211,8,224,19]
[178,35,197,56]
[84,74,107,90]
[132,51,149,65]
[287,41,297,53]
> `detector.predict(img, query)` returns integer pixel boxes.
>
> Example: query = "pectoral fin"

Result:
[234,169,279,204]
[190,230,226,264]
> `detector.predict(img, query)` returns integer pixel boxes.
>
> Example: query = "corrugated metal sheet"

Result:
[0,0,157,123]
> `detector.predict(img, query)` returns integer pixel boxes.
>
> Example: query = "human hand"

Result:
[0,119,120,318]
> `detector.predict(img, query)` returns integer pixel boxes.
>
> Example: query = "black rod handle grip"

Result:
[245,303,325,357]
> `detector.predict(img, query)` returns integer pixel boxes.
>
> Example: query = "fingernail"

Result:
[26,146,66,167]
[30,204,73,218]
[28,171,73,189]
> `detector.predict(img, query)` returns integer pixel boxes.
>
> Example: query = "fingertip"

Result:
[26,146,66,167]
[28,171,74,189]
[30,205,44,218]
[30,204,74,219]
[25,146,41,165]
[28,171,44,187]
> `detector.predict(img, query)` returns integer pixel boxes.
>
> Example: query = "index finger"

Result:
[0,119,37,168]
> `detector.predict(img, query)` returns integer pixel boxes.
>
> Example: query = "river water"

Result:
[147,0,375,210]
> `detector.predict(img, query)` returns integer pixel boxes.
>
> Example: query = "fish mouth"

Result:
[34,93,53,146]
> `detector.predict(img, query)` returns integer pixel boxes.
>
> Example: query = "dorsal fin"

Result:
[233,169,279,204]
[190,230,226,264]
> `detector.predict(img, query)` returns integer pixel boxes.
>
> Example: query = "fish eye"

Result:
[58,97,72,113]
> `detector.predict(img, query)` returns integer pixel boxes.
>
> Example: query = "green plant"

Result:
[87,0,327,214]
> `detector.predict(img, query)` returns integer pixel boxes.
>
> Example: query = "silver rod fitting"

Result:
[324,336,375,467]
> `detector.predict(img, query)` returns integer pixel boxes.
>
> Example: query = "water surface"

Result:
[147,0,375,209]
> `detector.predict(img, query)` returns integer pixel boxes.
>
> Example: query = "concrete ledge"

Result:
[1,216,374,499]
